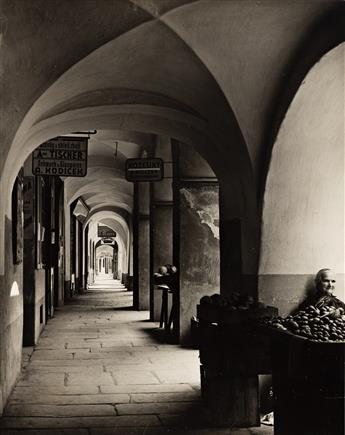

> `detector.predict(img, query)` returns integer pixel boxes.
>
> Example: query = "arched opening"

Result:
[259,42,345,315]
[4,1,342,429]
[0,9,290,423]
[84,211,130,288]
[95,243,116,276]
[94,237,120,282]
[0,12,256,304]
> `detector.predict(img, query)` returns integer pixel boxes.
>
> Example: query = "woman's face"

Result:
[318,271,336,294]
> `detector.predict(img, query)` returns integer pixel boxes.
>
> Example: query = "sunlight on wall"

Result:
[10,281,19,297]
[260,43,345,276]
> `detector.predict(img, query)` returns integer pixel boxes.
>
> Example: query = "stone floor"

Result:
[0,276,273,435]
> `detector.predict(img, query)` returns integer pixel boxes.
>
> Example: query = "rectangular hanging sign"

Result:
[32,136,88,177]
[125,158,164,182]
[98,226,116,238]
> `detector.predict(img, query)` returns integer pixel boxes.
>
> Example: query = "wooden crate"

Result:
[197,304,278,325]
[200,364,260,428]
[197,304,221,324]
[197,323,273,375]
[196,306,278,428]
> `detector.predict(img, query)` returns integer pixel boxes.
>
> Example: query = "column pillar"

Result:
[150,136,174,322]
[23,171,36,345]
[172,140,220,344]
[133,182,150,310]
[150,200,173,321]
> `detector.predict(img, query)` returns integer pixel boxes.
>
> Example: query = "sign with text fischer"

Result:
[125,158,164,182]
[32,136,88,177]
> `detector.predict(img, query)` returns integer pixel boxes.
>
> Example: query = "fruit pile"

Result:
[262,305,345,342]
[200,292,262,310]
[155,264,178,276]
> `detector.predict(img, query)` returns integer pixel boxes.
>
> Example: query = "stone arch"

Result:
[0,102,255,279]
[259,43,345,315]
[258,6,345,203]
[87,215,128,282]
[95,241,118,277]
[0,10,259,282]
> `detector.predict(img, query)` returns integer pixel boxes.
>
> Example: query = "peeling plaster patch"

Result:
[181,188,219,239]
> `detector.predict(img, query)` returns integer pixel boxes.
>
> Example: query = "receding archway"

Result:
[95,242,118,277]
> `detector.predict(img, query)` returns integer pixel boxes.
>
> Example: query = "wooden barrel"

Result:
[272,331,345,435]
[274,384,344,435]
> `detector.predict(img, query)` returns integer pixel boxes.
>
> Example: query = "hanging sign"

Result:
[98,226,116,238]
[101,238,116,245]
[125,158,164,182]
[72,198,89,223]
[32,136,88,177]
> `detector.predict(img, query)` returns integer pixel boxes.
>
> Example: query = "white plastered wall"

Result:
[259,43,345,311]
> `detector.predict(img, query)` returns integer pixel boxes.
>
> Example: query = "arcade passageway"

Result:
[0,277,272,434]
[0,1,344,433]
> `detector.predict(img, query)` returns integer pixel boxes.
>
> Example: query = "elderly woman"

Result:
[261,268,344,427]
[311,268,345,310]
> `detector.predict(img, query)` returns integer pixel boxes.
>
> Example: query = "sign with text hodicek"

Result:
[32,136,88,177]
[125,158,164,182]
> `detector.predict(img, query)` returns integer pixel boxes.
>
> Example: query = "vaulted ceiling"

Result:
[2,0,342,230]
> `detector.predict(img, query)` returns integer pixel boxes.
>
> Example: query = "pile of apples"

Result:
[156,264,178,275]
[262,305,345,342]
[200,292,264,310]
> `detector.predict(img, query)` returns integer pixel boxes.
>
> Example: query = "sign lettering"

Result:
[32,136,88,177]
[125,158,164,182]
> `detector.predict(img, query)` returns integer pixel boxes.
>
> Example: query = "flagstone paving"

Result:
[0,277,273,435]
